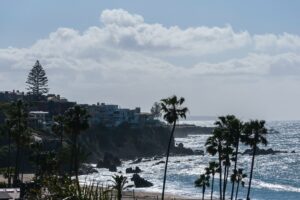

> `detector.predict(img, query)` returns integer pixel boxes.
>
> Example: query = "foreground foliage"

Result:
[25,176,112,200]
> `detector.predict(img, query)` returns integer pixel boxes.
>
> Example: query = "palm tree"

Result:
[111,174,129,200]
[52,115,65,149]
[205,128,223,200]
[0,120,13,187]
[215,116,237,200]
[195,174,210,200]
[206,161,219,200]
[242,120,268,200]
[6,100,31,186]
[230,168,247,200]
[206,115,240,200]
[63,105,90,194]
[230,118,243,200]
[52,114,65,175]
[160,95,188,200]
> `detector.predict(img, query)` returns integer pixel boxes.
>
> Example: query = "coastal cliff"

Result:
[174,124,213,137]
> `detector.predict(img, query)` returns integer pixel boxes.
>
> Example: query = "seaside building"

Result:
[0,188,20,200]
[87,103,155,127]
[0,90,25,102]
[29,111,51,130]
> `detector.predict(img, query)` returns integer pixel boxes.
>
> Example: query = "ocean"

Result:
[79,120,300,200]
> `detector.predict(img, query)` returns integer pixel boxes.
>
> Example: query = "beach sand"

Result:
[123,190,211,200]
[0,174,34,183]
[0,174,212,199]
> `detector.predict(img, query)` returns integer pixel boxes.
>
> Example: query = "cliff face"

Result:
[79,124,173,161]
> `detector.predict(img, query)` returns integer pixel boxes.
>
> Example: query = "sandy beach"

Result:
[0,174,34,183]
[0,174,213,199]
[123,190,209,200]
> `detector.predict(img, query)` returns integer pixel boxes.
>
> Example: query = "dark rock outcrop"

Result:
[97,153,121,170]
[291,150,296,153]
[242,147,288,155]
[171,143,204,156]
[126,167,142,174]
[194,150,205,155]
[131,174,153,188]
[109,165,117,172]
[78,164,98,175]
[153,161,165,166]
[153,156,163,160]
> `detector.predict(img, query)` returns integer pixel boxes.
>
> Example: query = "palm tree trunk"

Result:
[60,133,63,150]
[223,156,230,200]
[21,149,24,182]
[246,143,257,200]
[211,174,215,200]
[7,130,12,187]
[218,145,223,200]
[231,140,240,200]
[69,133,76,177]
[58,133,63,175]
[202,186,205,200]
[13,113,22,186]
[161,121,176,200]
[74,134,81,196]
[235,181,240,200]
[13,140,20,186]
[222,164,229,200]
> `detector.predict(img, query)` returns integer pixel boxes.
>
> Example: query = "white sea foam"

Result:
[178,120,215,127]
[252,179,300,193]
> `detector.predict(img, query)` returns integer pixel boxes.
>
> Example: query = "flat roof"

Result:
[0,192,11,199]
[29,111,49,114]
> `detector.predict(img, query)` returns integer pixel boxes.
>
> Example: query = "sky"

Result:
[1,0,300,120]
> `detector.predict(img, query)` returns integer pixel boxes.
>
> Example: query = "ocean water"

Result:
[79,120,300,200]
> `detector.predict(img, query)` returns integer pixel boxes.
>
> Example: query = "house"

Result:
[0,90,25,102]
[29,111,50,130]
[47,94,68,103]
[88,103,148,127]
[0,192,10,200]
[0,188,20,200]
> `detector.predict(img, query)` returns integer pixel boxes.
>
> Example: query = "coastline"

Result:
[124,190,213,200]
[123,190,207,200]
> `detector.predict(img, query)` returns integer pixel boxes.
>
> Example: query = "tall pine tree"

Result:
[26,60,49,96]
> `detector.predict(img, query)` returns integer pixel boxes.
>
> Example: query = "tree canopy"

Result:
[26,60,49,96]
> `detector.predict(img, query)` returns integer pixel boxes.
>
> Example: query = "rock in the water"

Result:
[153,155,163,160]
[153,161,165,166]
[97,152,121,170]
[242,147,288,155]
[178,143,184,148]
[131,174,153,188]
[171,143,203,156]
[78,164,98,175]
[291,150,296,153]
[194,150,204,155]
[109,165,117,172]
[126,167,142,173]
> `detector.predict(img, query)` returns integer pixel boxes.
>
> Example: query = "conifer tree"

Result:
[26,60,49,96]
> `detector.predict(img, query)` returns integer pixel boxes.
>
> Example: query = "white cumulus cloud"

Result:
[1,9,300,119]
